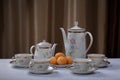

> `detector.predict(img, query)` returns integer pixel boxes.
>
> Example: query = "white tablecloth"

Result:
[0,59,120,80]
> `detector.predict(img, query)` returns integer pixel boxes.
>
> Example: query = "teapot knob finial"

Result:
[43,40,46,42]
[74,21,78,26]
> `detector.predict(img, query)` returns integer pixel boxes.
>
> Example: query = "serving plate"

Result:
[51,64,72,68]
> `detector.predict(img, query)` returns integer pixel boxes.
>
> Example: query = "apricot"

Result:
[57,56,67,65]
[66,56,73,64]
[55,52,65,59]
[50,57,57,64]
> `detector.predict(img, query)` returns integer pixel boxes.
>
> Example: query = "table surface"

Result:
[0,59,120,80]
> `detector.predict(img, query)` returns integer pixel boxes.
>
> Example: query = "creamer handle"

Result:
[30,45,35,55]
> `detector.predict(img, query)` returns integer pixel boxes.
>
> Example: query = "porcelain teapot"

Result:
[30,40,57,60]
[60,21,93,58]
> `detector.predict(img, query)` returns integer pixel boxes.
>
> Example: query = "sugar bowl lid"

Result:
[68,21,85,32]
[37,40,52,48]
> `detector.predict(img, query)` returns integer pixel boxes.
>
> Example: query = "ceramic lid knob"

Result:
[68,21,85,32]
[37,40,51,48]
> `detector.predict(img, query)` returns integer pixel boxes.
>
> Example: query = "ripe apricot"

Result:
[66,56,73,64]
[55,52,65,59]
[50,57,57,64]
[57,56,67,65]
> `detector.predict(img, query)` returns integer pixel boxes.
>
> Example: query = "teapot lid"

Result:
[68,21,85,32]
[37,40,52,48]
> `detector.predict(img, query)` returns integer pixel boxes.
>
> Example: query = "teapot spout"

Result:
[60,28,68,55]
[51,43,57,56]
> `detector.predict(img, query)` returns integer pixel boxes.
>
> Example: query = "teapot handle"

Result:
[85,32,93,54]
[30,45,35,54]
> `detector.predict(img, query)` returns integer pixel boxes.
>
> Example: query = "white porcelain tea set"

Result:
[10,21,110,74]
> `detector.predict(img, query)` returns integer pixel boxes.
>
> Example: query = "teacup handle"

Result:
[30,45,35,54]
[85,32,93,54]
[10,56,16,63]
[104,57,110,64]
[89,61,98,70]
[29,60,34,68]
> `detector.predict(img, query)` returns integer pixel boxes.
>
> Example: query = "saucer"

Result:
[29,66,54,74]
[69,67,97,74]
[10,60,29,68]
[98,61,110,68]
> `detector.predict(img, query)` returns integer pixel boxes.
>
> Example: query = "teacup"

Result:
[12,53,33,67]
[29,59,50,71]
[73,58,92,72]
[87,53,107,67]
